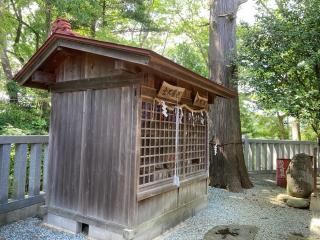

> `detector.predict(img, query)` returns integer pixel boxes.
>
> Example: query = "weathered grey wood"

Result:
[47,93,59,208]
[289,144,294,159]
[47,87,138,227]
[18,41,59,85]
[275,143,280,160]
[131,85,141,227]
[245,139,316,145]
[256,144,261,170]
[137,179,207,225]
[0,144,11,204]
[262,143,267,170]
[48,206,127,232]
[296,143,301,155]
[313,147,318,195]
[51,73,142,92]
[29,144,42,196]
[279,143,283,158]
[0,136,48,144]
[0,194,45,214]
[78,90,91,216]
[13,144,28,200]
[137,175,207,202]
[32,70,56,84]
[248,143,253,171]
[291,144,296,157]
[244,137,318,172]
[59,39,150,66]
[251,143,256,171]
[267,143,272,170]
[49,91,84,211]
[243,135,249,168]
[285,144,290,158]
[43,145,49,192]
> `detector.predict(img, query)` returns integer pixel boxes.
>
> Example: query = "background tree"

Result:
[208,0,253,191]
[238,0,320,141]
[240,93,290,139]
[0,0,159,134]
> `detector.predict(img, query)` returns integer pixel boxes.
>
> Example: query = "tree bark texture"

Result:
[208,0,252,191]
[1,48,19,103]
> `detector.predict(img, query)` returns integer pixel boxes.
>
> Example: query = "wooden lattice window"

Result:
[139,100,208,189]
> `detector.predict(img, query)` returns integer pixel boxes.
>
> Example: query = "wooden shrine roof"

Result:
[13,20,236,99]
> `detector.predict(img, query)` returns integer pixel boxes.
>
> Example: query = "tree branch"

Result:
[6,49,24,64]
[9,0,40,49]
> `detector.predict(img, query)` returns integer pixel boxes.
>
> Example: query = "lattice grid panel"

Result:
[139,101,208,189]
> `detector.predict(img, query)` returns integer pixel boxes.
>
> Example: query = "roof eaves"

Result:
[13,33,237,99]
[148,54,237,98]
[13,35,59,84]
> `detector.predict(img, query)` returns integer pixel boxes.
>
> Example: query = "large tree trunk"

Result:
[1,48,19,103]
[208,0,252,191]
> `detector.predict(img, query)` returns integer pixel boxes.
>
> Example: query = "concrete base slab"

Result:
[0,202,45,226]
[88,225,123,240]
[135,196,207,240]
[44,213,81,234]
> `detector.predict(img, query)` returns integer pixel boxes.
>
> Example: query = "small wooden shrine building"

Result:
[14,19,236,240]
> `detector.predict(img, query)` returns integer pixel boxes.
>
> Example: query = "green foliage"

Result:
[0,0,161,135]
[167,43,208,77]
[240,93,289,139]
[0,102,49,135]
[2,0,315,141]
[238,0,320,138]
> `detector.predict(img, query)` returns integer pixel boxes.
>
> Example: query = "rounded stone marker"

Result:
[286,153,313,198]
[204,225,259,240]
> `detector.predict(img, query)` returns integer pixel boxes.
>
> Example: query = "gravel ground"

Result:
[156,174,314,240]
[0,218,86,240]
[0,174,316,240]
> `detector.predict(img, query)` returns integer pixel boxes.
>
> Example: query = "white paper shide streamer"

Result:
[173,106,181,187]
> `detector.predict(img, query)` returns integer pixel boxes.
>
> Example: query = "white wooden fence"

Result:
[243,137,319,172]
[0,135,318,217]
[0,136,49,215]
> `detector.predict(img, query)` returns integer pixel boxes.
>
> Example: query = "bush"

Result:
[0,102,49,135]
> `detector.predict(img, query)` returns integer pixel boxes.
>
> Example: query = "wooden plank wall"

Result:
[56,52,115,82]
[137,179,207,225]
[48,86,138,227]
[48,91,85,212]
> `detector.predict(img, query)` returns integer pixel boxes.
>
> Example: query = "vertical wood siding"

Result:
[137,179,207,225]
[56,53,115,82]
[48,91,85,212]
[48,86,138,227]
[243,138,320,172]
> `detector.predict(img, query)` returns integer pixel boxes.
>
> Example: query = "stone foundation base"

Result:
[0,202,45,226]
[44,196,207,240]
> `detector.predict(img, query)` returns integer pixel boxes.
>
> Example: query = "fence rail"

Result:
[0,135,319,218]
[0,135,49,215]
[243,137,320,172]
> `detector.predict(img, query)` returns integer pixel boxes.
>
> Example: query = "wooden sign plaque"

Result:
[193,92,208,108]
[157,81,185,102]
